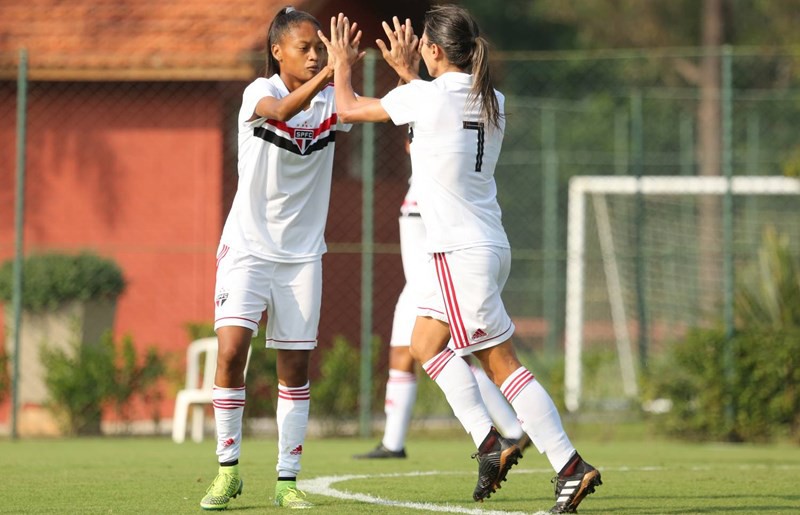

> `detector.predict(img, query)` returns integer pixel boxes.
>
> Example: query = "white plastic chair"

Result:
[172,337,251,443]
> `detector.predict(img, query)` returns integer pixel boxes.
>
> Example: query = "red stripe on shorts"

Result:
[434,253,469,349]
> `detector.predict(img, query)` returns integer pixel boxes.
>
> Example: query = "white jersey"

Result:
[381,72,509,253]
[221,75,351,262]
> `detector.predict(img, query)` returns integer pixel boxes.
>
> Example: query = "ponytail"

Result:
[471,36,500,129]
[424,5,502,129]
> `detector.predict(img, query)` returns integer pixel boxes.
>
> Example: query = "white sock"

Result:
[276,382,310,477]
[470,364,524,440]
[501,367,576,472]
[381,369,417,452]
[212,385,246,464]
[422,349,493,448]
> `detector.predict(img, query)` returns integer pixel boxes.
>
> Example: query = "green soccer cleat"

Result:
[274,481,313,509]
[200,465,243,511]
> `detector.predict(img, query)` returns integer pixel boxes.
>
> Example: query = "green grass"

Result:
[2,428,799,514]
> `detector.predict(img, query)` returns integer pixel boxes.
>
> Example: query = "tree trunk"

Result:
[696,0,724,321]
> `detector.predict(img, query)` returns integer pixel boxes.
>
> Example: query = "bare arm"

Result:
[249,68,334,122]
[249,18,364,122]
[320,14,422,124]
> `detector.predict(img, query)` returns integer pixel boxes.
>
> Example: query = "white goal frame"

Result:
[565,175,800,412]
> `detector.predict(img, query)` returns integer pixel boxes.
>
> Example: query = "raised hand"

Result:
[375,16,420,83]
[319,13,365,71]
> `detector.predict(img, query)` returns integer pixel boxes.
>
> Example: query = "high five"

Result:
[321,6,601,513]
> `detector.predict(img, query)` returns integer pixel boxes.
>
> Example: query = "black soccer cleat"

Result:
[549,452,602,513]
[471,426,522,502]
[352,443,407,459]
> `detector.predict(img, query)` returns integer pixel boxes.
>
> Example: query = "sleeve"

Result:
[239,79,277,127]
[380,81,424,126]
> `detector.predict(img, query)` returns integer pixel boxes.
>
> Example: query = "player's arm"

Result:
[249,67,333,122]
[375,17,421,84]
[249,18,363,122]
[320,14,391,123]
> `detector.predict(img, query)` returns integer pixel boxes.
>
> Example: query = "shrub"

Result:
[41,331,165,435]
[647,327,800,442]
[312,335,381,434]
[646,227,800,443]
[0,252,125,312]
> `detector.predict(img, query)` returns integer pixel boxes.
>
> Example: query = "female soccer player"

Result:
[322,6,601,513]
[354,142,529,460]
[200,7,361,511]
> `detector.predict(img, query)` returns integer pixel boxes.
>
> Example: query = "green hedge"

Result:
[646,327,800,443]
[0,252,125,312]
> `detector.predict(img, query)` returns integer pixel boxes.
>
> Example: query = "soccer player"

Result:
[322,6,602,513]
[354,146,529,460]
[200,7,361,510]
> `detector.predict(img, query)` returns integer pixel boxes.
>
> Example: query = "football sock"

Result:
[422,348,493,448]
[276,382,311,477]
[382,369,417,452]
[501,367,576,472]
[470,363,524,440]
[212,385,246,464]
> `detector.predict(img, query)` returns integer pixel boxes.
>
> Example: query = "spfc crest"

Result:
[292,128,315,153]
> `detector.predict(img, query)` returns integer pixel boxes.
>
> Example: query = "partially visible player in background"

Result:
[323,6,601,512]
[354,138,529,460]
[200,6,362,511]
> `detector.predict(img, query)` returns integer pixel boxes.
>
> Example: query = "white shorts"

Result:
[389,215,432,347]
[214,244,321,350]
[417,246,515,356]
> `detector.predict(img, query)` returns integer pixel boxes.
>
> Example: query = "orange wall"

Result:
[0,82,224,422]
[0,81,413,427]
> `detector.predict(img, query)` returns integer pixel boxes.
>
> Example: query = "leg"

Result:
[474,341,601,513]
[381,346,417,453]
[467,358,524,441]
[271,260,320,509]
[200,325,251,510]
[354,345,416,458]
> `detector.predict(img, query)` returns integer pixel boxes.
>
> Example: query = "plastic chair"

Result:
[171,337,251,443]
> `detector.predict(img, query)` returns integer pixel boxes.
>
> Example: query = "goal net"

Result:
[565,175,800,411]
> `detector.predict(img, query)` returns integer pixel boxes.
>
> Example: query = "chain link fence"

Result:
[2,47,799,419]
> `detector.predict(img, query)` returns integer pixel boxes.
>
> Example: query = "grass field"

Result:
[3,425,800,514]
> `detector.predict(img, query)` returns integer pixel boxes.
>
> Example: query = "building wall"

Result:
[0,82,225,424]
[0,80,411,427]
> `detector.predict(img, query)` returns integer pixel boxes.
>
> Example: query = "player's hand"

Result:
[376,17,420,82]
[319,12,365,72]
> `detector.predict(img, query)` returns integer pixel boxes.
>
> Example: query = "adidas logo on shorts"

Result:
[471,328,487,340]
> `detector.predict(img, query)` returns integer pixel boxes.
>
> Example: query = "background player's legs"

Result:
[381,346,417,453]
[469,361,525,441]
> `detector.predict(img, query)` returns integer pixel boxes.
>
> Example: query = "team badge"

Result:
[215,290,229,307]
[292,128,315,153]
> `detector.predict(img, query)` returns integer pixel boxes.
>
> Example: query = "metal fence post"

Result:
[359,49,376,438]
[12,48,29,440]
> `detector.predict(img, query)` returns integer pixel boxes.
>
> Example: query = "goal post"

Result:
[564,175,800,412]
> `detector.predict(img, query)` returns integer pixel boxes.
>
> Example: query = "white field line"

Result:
[300,470,542,515]
[299,464,800,514]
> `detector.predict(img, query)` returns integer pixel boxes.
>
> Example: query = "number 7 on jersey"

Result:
[463,121,485,172]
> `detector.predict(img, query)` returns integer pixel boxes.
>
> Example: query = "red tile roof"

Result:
[0,0,328,80]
